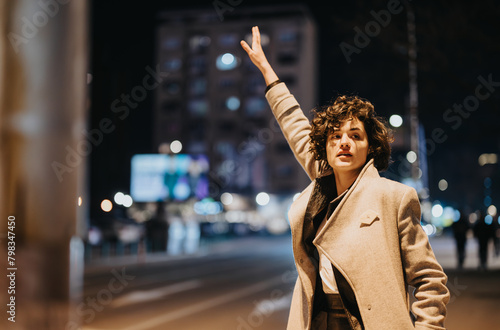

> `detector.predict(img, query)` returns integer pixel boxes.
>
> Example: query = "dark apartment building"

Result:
[153,5,317,198]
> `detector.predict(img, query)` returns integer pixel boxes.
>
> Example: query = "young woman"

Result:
[241,26,449,330]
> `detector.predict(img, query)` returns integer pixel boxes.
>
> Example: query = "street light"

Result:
[438,179,448,191]
[170,140,182,154]
[389,114,403,128]
[431,203,443,218]
[256,192,270,206]
[101,199,113,212]
[406,151,417,163]
[221,192,234,206]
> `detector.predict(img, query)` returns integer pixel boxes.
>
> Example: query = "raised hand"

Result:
[240,26,279,85]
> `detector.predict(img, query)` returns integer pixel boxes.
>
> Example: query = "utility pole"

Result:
[406,4,421,187]
[0,1,88,328]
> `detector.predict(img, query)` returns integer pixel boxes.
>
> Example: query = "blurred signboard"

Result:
[131,154,209,202]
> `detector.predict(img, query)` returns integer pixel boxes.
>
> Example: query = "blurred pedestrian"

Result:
[473,211,495,270]
[241,26,449,330]
[451,210,470,269]
[493,215,500,257]
[145,201,169,252]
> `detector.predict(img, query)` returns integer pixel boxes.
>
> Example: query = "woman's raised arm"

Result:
[241,26,319,180]
[240,26,279,86]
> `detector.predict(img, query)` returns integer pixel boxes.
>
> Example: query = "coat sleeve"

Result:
[265,82,318,180]
[397,188,450,330]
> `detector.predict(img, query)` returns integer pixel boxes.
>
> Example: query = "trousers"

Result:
[311,294,352,329]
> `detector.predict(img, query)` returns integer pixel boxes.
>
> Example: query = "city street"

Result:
[83,235,500,330]
[83,236,296,330]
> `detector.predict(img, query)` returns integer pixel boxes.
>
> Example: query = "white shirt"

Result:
[319,251,339,293]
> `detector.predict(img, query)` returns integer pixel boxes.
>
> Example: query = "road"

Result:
[82,234,500,330]
[83,236,296,330]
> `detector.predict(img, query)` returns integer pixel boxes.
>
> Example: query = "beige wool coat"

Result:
[265,82,450,330]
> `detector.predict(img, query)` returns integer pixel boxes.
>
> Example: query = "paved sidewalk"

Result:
[429,234,500,271]
[443,268,500,330]
[429,235,500,330]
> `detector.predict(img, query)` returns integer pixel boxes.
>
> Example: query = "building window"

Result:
[165,122,181,135]
[277,50,298,65]
[245,96,267,116]
[278,29,299,43]
[162,80,182,95]
[280,75,296,87]
[161,100,181,114]
[218,120,236,133]
[162,58,182,72]
[215,141,236,159]
[245,75,266,94]
[219,76,238,89]
[225,96,240,111]
[187,141,206,154]
[189,56,207,75]
[189,121,206,140]
[189,35,211,53]
[189,78,207,96]
[188,99,209,117]
[161,36,182,50]
[218,33,239,47]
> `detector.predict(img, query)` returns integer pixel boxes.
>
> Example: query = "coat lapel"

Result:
[302,173,337,253]
[314,159,379,242]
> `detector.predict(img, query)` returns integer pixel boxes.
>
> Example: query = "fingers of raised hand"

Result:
[252,26,261,47]
[240,40,252,54]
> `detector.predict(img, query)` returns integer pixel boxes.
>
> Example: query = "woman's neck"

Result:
[334,169,362,195]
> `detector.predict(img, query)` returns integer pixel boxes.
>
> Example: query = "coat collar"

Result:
[313,158,380,241]
[300,159,379,256]
[307,159,379,220]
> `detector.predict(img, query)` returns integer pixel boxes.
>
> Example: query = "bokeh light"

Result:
[256,192,270,206]
[101,199,113,212]
[389,114,403,127]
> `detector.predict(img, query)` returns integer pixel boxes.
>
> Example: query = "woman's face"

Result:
[325,118,369,176]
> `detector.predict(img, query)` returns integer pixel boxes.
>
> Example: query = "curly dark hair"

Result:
[309,95,393,172]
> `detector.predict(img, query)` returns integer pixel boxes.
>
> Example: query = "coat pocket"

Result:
[359,209,380,227]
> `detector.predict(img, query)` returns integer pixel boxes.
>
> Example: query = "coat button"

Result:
[367,304,372,310]
[299,258,304,264]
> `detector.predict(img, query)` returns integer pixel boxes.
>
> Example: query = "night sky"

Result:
[89,0,500,219]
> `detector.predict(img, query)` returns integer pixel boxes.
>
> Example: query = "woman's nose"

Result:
[340,134,350,147]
